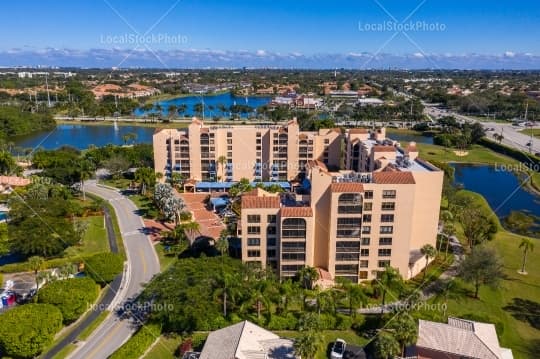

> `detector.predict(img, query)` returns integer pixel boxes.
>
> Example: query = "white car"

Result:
[330,339,346,359]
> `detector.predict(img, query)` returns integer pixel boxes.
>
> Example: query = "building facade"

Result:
[238,127,443,282]
[153,118,342,182]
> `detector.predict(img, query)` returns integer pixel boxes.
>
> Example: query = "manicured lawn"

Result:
[51,343,77,359]
[102,178,131,189]
[276,329,369,359]
[417,143,519,166]
[427,190,540,359]
[129,194,159,219]
[142,334,182,359]
[65,215,109,257]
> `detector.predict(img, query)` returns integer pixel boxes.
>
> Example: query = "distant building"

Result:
[199,320,296,359]
[415,317,513,359]
[357,98,384,106]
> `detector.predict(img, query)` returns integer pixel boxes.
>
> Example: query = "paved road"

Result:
[67,181,160,359]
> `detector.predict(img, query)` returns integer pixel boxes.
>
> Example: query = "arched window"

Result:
[282,218,307,238]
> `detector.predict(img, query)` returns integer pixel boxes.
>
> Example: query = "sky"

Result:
[1,0,540,68]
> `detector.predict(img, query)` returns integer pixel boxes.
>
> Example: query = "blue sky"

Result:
[1,0,540,68]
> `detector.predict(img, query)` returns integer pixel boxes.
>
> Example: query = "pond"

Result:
[451,163,540,222]
[388,131,434,145]
[133,92,271,118]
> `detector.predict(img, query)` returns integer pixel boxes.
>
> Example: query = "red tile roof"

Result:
[373,145,395,152]
[330,182,364,193]
[349,128,369,134]
[372,172,415,184]
[280,206,313,217]
[241,196,280,209]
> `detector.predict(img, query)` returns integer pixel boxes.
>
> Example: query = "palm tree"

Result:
[294,330,321,359]
[373,266,403,312]
[518,237,535,274]
[277,279,298,314]
[217,155,227,182]
[297,266,319,290]
[388,311,418,356]
[28,256,45,292]
[420,244,437,280]
[180,221,201,244]
[216,229,229,257]
[213,272,241,317]
[77,159,94,201]
[167,104,178,120]
[134,167,156,195]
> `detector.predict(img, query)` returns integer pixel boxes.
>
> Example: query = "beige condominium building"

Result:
[153,118,443,283]
[238,127,443,282]
[153,118,341,182]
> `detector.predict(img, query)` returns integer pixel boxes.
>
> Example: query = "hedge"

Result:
[38,277,100,324]
[109,323,161,359]
[84,252,124,286]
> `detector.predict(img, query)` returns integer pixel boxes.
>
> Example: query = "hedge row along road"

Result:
[67,180,160,359]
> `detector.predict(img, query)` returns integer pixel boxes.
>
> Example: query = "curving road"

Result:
[67,181,160,359]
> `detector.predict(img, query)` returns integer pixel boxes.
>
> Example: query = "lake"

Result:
[13,124,156,150]
[452,163,540,221]
[388,131,434,145]
[133,92,271,118]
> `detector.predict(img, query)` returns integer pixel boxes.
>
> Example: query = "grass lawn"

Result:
[417,143,519,166]
[142,333,182,359]
[77,310,110,340]
[276,330,369,359]
[129,194,159,219]
[153,242,177,270]
[520,128,540,138]
[426,190,540,359]
[64,215,109,257]
[51,343,77,359]
[101,178,131,189]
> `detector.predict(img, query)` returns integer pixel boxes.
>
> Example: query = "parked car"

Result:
[330,339,346,359]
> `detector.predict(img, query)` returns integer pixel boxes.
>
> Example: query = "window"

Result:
[364,202,372,211]
[382,190,396,198]
[247,238,260,246]
[380,226,393,234]
[227,152,232,157]
[281,264,304,275]
[337,218,361,238]
[378,248,392,257]
[282,218,307,238]
[336,241,361,251]
[282,253,305,261]
[227,132,232,137]
[362,226,371,234]
[227,139,232,144]
[324,139,330,144]
[378,260,391,268]
[256,132,261,137]
[247,226,260,235]
[247,215,260,223]
[363,214,372,222]
[381,202,395,211]
[359,271,368,280]
[247,250,260,257]
[379,237,393,245]
[267,237,276,246]
[364,191,373,199]
[360,249,370,257]
[338,193,362,214]
[282,242,306,252]
[267,226,277,235]
[256,139,261,144]
[336,252,360,261]
[381,214,394,223]
[335,264,359,274]
[267,215,277,223]
[360,260,369,268]
[227,146,233,151]
[267,249,276,258]
[361,237,370,245]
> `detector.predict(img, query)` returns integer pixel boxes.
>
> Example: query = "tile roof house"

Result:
[415,318,513,359]
[199,320,297,359]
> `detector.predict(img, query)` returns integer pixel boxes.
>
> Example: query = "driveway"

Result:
[66,181,160,359]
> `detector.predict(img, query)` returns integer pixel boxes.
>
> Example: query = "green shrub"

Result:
[38,277,99,324]
[191,332,208,351]
[84,252,124,285]
[0,304,63,358]
[335,314,353,330]
[267,313,298,330]
[318,313,337,330]
[179,211,192,221]
[109,323,161,359]
[351,314,366,330]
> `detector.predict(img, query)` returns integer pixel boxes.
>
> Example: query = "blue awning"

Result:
[210,197,228,208]
[194,181,291,191]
